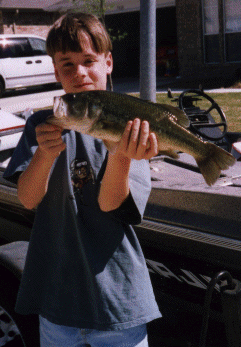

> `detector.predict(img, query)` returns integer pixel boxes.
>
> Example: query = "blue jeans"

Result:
[39,316,148,347]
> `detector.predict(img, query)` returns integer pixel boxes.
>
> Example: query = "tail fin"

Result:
[196,143,236,186]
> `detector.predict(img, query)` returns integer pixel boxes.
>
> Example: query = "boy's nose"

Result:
[76,65,87,77]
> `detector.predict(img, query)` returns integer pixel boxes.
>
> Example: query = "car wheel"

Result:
[0,307,22,346]
[0,81,4,98]
[0,267,39,347]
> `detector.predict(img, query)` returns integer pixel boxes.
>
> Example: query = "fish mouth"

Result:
[53,96,68,118]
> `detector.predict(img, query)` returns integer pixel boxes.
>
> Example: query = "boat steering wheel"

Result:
[179,89,227,141]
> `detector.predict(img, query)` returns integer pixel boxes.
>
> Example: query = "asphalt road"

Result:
[0,76,177,114]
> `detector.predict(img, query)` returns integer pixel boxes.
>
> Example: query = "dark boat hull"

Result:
[134,150,241,347]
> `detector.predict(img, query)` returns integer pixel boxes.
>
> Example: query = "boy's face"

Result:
[53,34,113,94]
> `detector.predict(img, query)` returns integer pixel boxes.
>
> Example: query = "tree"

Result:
[65,0,127,39]
[65,0,107,23]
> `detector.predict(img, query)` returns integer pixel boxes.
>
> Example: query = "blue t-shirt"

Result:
[4,110,161,330]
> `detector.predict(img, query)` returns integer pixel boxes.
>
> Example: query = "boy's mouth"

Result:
[74,83,93,90]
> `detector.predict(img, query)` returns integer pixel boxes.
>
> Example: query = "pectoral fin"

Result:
[158,149,179,159]
[88,119,123,142]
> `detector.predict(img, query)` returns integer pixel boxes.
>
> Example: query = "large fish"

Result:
[47,90,236,186]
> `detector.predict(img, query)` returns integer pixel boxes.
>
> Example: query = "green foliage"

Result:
[63,0,128,42]
[155,92,241,133]
[80,0,107,20]
[130,91,241,132]
[64,0,109,19]
[108,28,128,42]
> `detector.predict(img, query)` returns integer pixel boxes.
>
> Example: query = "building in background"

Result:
[0,1,57,37]
[0,0,240,81]
[45,0,177,78]
[176,0,241,82]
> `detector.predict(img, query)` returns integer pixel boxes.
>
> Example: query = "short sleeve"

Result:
[107,159,152,225]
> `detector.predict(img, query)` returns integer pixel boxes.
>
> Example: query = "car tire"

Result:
[0,80,4,98]
[0,266,39,347]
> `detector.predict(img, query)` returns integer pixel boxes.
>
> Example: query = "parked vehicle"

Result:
[0,89,241,346]
[0,34,56,97]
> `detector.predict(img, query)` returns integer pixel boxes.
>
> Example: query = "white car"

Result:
[0,34,56,96]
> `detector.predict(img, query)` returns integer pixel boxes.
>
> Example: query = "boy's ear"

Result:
[106,52,113,74]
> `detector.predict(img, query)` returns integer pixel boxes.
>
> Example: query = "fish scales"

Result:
[48,90,236,186]
[92,92,188,131]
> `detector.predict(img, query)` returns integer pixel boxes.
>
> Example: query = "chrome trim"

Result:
[137,219,241,252]
[5,72,55,81]
[0,127,24,137]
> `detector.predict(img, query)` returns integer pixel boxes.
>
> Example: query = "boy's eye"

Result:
[84,59,95,65]
[63,62,73,67]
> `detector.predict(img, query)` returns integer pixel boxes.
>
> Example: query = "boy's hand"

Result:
[18,123,66,210]
[35,123,66,160]
[105,118,158,160]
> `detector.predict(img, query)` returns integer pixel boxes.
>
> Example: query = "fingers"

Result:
[135,120,151,158]
[117,119,158,160]
[36,123,66,158]
[145,132,159,159]
[117,120,133,153]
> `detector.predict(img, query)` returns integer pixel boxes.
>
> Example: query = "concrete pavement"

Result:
[1,76,241,114]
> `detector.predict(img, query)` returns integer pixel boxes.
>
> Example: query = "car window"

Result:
[0,38,32,58]
[28,38,47,56]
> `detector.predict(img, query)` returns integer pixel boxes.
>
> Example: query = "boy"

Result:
[4,13,161,346]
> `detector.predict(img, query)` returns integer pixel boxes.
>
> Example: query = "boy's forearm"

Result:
[17,148,56,210]
[98,153,131,212]
[98,119,158,212]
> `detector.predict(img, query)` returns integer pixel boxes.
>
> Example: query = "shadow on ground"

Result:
[158,75,241,92]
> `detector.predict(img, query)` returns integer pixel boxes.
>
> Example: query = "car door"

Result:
[0,37,56,89]
[28,37,56,85]
[0,37,36,89]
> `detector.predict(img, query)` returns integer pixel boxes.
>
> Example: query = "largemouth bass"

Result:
[48,90,236,186]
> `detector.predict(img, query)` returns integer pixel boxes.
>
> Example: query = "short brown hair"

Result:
[46,13,112,58]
